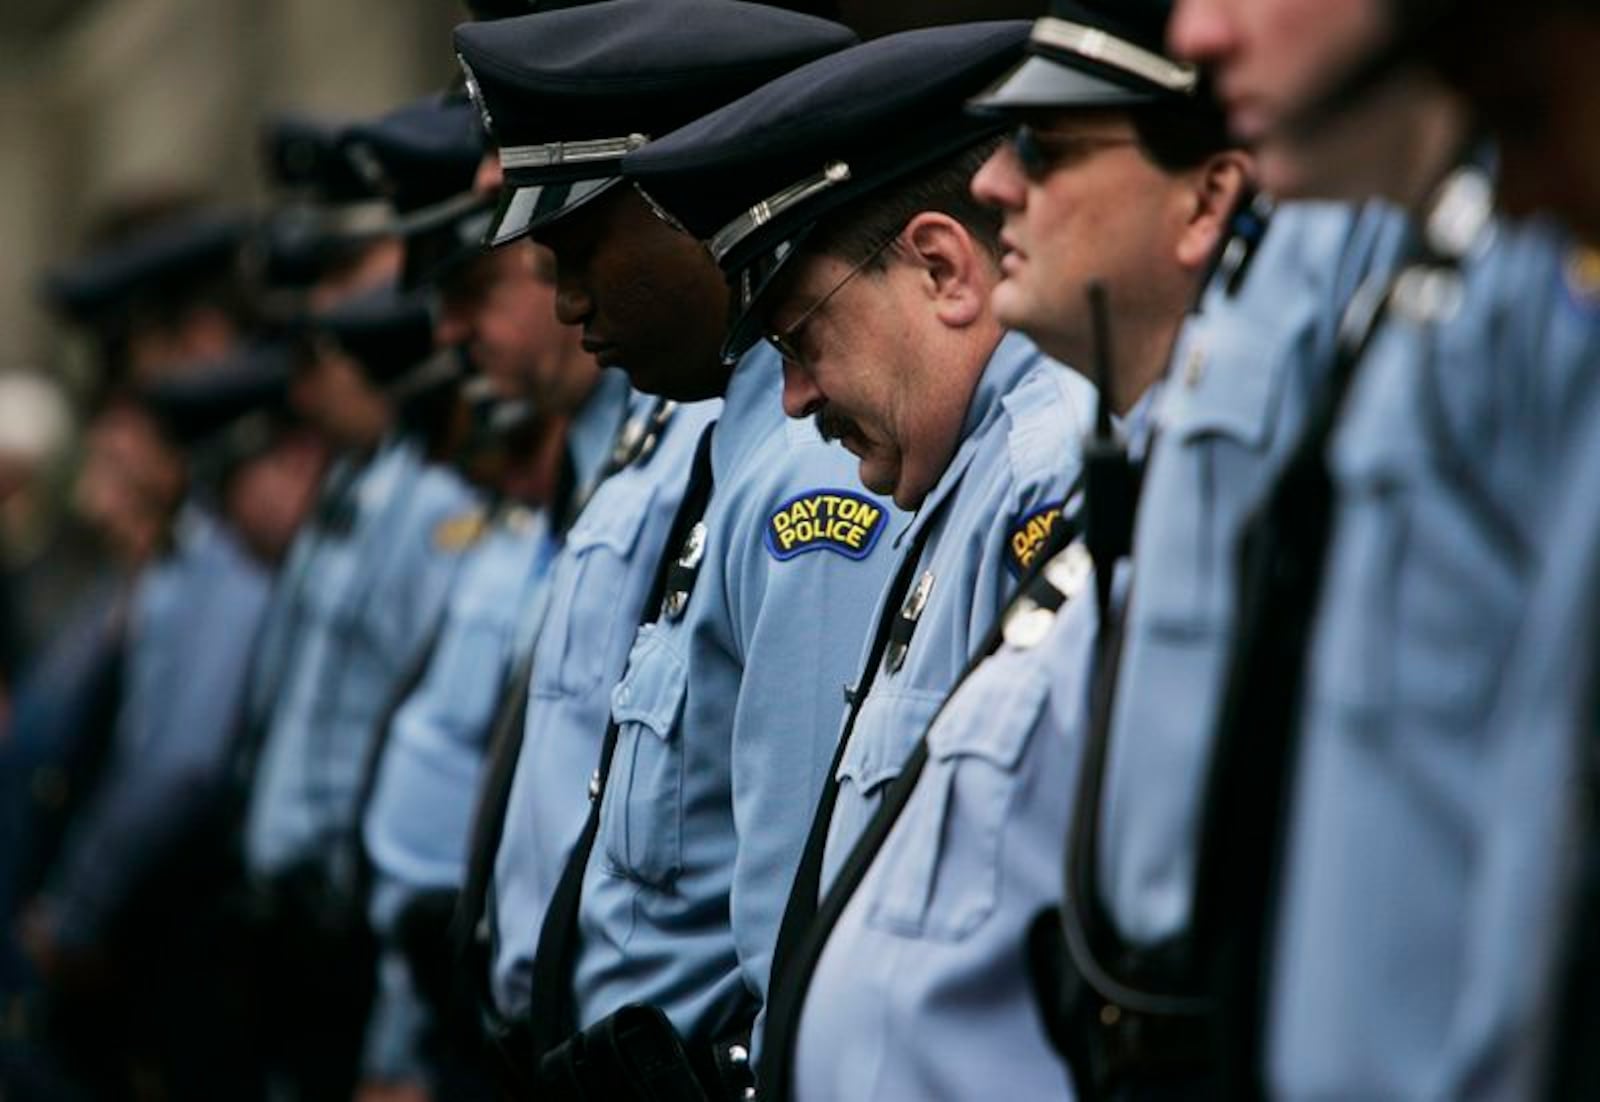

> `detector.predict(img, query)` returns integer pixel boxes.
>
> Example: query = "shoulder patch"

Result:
[433,508,488,552]
[1566,245,1600,313]
[765,488,888,562]
[1008,502,1066,575]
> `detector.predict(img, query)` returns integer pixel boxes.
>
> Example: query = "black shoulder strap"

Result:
[452,645,537,962]
[526,420,718,1056]
[759,511,1085,1102]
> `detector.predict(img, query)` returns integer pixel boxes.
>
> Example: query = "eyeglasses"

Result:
[764,234,899,365]
[1010,124,1138,181]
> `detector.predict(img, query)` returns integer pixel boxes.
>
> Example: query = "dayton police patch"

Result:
[765,489,888,561]
[1566,246,1600,314]
[1007,503,1066,575]
[433,508,488,552]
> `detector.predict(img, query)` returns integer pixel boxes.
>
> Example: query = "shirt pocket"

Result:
[426,616,513,736]
[545,484,658,697]
[1139,322,1286,634]
[863,662,1049,942]
[599,625,688,889]
[829,688,946,878]
[1311,354,1428,723]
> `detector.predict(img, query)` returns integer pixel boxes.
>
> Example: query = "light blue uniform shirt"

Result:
[1097,203,1407,947]
[1433,313,1600,1099]
[572,344,902,1045]
[244,435,479,879]
[796,568,1097,1102]
[1268,220,1600,1099]
[819,331,1095,893]
[48,504,271,946]
[359,371,631,1075]
[490,395,720,1017]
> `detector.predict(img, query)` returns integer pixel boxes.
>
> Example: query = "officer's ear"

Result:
[902,211,986,329]
[1174,150,1255,271]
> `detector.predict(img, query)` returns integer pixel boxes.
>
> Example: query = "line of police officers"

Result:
[2,0,1598,1098]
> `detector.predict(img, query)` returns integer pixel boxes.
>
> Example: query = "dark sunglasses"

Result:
[1010,124,1138,180]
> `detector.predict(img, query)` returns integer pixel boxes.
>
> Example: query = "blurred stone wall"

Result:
[0,0,1046,390]
[0,0,463,386]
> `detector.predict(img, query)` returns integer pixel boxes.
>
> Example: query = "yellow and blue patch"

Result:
[433,508,488,552]
[1007,502,1067,575]
[1565,245,1600,314]
[766,488,888,561]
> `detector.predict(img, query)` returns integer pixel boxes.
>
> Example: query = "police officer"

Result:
[1165,2,1600,1096]
[624,18,1104,1087]
[338,94,613,1098]
[454,3,899,1093]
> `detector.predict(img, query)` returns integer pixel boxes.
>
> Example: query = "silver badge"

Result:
[662,521,708,620]
[885,570,935,674]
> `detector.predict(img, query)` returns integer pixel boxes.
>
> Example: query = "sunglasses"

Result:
[1010,124,1138,180]
[763,234,899,366]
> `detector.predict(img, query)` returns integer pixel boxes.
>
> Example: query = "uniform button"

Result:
[1099,1003,1121,1027]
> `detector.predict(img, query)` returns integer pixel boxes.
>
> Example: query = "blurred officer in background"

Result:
[339,93,611,1102]
[0,199,258,1093]
[1161,1,1600,1098]
[22,346,324,1102]
[454,3,904,1095]
[238,109,483,1101]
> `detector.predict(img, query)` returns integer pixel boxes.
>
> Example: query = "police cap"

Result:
[340,95,495,291]
[140,341,294,450]
[623,21,1029,363]
[452,0,857,245]
[255,112,397,291]
[969,0,1199,113]
[43,211,250,327]
[305,284,442,389]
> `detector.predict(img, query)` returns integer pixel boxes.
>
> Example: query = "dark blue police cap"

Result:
[452,0,858,244]
[623,21,1029,363]
[263,112,380,204]
[342,95,486,217]
[969,0,1199,113]
[340,95,496,291]
[141,341,294,449]
[304,284,456,394]
[254,112,399,292]
[43,210,250,326]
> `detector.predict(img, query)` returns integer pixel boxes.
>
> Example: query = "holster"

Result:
[535,1004,752,1102]
[1029,911,1214,1102]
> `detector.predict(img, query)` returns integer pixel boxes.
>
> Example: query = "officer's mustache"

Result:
[814,406,862,445]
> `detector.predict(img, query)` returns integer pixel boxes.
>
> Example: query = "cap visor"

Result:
[487,176,623,246]
[968,53,1159,113]
[720,223,820,366]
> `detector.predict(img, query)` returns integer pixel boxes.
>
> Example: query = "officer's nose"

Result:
[781,358,825,420]
[434,300,472,349]
[1167,0,1234,65]
[553,277,593,328]
[970,142,1026,211]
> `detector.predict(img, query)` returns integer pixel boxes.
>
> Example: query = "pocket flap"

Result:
[567,482,657,556]
[609,627,688,739]
[836,689,944,794]
[1166,315,1284,450]
[926,661,1049,772]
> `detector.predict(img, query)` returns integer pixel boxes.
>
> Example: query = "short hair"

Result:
[1127,100,1236,172]
[804,137,1005,272]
